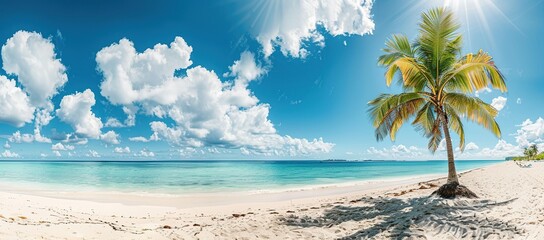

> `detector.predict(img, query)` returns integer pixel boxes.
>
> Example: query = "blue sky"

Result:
[0,0,543,160]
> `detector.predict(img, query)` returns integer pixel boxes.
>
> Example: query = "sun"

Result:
[430,0,523,49]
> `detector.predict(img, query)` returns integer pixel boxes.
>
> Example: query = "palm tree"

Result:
[368,8,507,198]
[524,144,538,160]
[530,144,538,159]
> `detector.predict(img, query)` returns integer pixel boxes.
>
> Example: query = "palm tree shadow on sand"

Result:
[280,196,523,239]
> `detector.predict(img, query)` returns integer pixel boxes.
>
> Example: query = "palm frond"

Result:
[443,93,501,138]
[416,7,460,80]
[412,102,435,136]
[445,105,465,151]
[384,57,435,90]
[368,93,426,141]
[427,118,443,153]
[378,34,415,66]
[440,50,507,93]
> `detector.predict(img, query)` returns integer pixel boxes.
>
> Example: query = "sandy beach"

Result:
[0,161,543,239]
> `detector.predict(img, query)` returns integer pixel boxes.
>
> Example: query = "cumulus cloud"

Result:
[248,0,374,58]
[100,130,120,145]
[51,142,75,151]
[97,37,193,105]
[96,37,334,156]
[366,140,519,160]
[474,87,491,97]
[135,149,155,157]
[366,145,426,160]
[1,30,68,107]
[34,127,52,143]
[86,150,100,158]
[104,118,125,128]
[52,150,61,157]
[366,117,544,160]
[114,146,131,154]
[61,133,89,145]
[3,142,10,149]
[515,118,544,148]
[491,96,507,112]
[464,142,479,151]
[8,131,34,143]
[0,30,68,146]
[1,150,19,158]
[128,136,150,142]
[475,140,521,159]
[56,89,103,138]
[0,76,35,126]
[516,98,522,104]
[224,51,266,84]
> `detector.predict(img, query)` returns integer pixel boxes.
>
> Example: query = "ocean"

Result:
[0,160,502,194]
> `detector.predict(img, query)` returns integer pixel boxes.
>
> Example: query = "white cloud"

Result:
[224,51,266,84]
[100,130,120,145]
[52,150,61,157]
[56,89,103,138]
[104,118,125,128]
[366,140,519,160]
[177,147,198,157]
[365,118,544,160]
[129,136,150,142]
[1,150,19,158]
[40,153,47,157]
[464,142,479,151]
[96,37,193,105]
[366,145,426,160]
[51,142,75,151]
[475,140,521,159]
[135,149,155,157]
[33,127,52,143]
[114,146,131,154]
[86,150,100,158]
[8,131,34,143]
[240,147,250,155]
[491,96,507,111]
[3,142,10,149]
[122,106,137,127]
[250,0,375,58]
[0,30,67,143]
[96,38,334,156]
[1,30,68,107]
[149,121,183,145]
[474,87,491,97]
[34,107,54,129]
[61,133,89,145]
[515,118,544,148]
[0,75,35,127]
[516,98,521,104]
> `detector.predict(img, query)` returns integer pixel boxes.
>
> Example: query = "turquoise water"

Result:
[0,160,502,194]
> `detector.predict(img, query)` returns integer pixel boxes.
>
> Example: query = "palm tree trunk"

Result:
[439,110,459,184]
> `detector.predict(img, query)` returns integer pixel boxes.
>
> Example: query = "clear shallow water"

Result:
[0,160,502,194]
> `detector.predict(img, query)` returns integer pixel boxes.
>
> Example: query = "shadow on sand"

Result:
[280,196,522,239]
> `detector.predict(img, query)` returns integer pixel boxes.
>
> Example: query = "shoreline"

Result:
[2,161,541,239]
[0,162,500,209]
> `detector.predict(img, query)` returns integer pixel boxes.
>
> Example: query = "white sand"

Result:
[0,161,543,239]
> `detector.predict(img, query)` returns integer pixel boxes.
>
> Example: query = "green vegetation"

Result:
[368,8,506,198]
[510,144,544,160]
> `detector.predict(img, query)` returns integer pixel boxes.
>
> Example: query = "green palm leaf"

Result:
[368,7,507,187]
